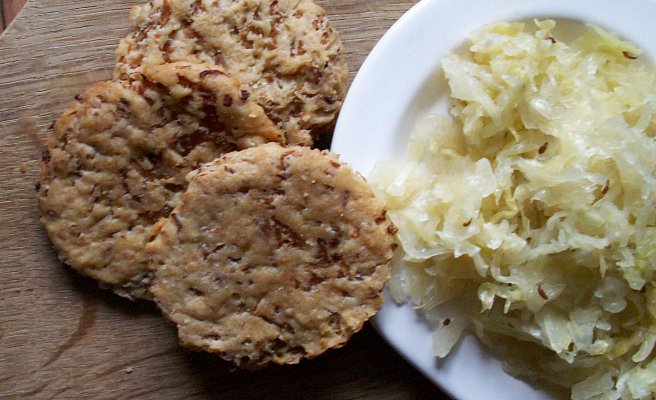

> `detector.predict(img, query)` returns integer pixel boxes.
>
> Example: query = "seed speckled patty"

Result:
[38,62,283,299]
[114,0,348,146]
[147,143,395,367]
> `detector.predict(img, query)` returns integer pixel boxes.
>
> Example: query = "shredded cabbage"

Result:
[371,20,656,399]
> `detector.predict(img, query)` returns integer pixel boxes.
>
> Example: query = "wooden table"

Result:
[0,1,449,398]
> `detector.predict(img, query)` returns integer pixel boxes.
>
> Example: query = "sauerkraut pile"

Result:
[370,20,656,399]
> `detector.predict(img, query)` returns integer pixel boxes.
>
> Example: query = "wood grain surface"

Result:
[0,1,450,399]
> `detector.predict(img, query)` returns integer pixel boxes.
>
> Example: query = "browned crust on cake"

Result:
[38,63,283,299]
[147,143,395,367]
[115,0,348,146]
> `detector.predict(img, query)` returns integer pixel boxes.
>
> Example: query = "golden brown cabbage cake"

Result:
[39,62,283,299]
[114,0,348,146]
[147,143,396,368]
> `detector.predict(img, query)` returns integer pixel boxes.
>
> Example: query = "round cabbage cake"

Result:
[39,62,283,299]
[147,143,396,368]
[115,0,348,146]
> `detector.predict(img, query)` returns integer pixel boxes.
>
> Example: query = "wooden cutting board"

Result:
[0,1,449,399]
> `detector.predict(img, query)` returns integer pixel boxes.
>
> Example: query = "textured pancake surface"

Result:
[147,143,395,367]
[39,62,283,299]
[115,0,348,146]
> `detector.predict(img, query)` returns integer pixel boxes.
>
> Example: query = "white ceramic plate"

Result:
[331,0,656,399]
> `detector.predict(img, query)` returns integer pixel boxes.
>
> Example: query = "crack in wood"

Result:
[40,294,98,369]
